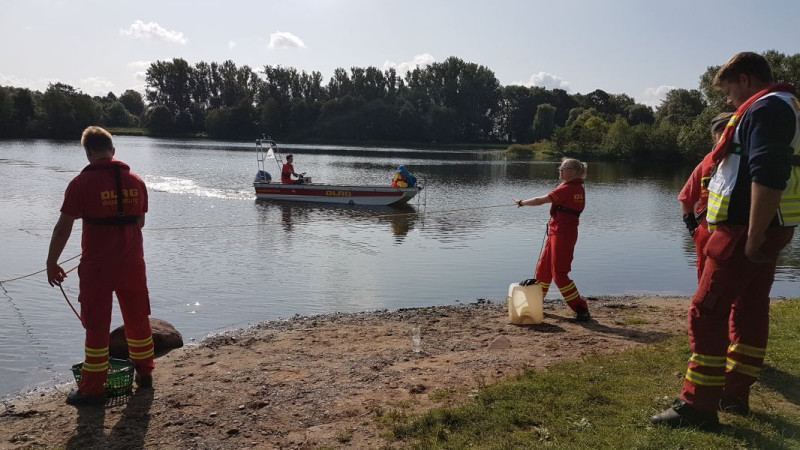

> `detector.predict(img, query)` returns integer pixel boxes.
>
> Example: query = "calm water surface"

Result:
[1,136,798,396]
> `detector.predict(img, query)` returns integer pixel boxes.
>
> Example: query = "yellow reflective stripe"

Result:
[728,342,766,359]
[129,349,155,360]
[539,282,550,287]
[84,347,109,357]
[82,361,109,372]
[727,359,762,378]
[564,291,581,302]
[689,353,727,368]
[559,282,576,293]
[685,369,725,387]
[127,336,153,347]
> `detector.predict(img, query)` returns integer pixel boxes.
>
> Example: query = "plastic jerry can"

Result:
[507,283,544,325]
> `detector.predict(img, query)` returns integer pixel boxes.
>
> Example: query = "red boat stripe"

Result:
[255,188,403,198]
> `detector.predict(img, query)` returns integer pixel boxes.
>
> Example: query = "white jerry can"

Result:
[507,283,544,325]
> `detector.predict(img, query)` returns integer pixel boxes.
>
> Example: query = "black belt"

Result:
[555,205,582,217]
[83,216,140,226]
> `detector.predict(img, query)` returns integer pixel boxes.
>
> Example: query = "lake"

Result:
[0,136,797,397]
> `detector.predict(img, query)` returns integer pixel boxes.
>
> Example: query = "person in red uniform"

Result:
[513,158,590,321]
[678,112,734,281]
[46,126,155,406]
[281,154,305,184]
[652,52,798,430]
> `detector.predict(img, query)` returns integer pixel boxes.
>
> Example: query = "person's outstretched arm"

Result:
[46,213,76,286]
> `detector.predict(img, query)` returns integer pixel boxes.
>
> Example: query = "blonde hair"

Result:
[561,157,587,180]
[81,126,113,153]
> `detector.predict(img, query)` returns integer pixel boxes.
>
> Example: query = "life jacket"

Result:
[707,89,800,229]
[81,162,141,226]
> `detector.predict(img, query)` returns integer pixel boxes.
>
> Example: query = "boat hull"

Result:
[254,182,420,206]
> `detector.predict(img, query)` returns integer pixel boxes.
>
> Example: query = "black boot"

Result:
[575,307,591,322]
[719,396,750,416]
[651,399,720,431]
[65,390,105,407]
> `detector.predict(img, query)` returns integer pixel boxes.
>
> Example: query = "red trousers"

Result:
[78,259,154,394]
[535,227,588,312]
[681,224,793,412]
[692,222,711,282]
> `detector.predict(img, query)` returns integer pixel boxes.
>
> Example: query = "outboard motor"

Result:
[254,170,272,183]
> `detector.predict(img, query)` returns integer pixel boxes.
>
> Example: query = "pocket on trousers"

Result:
[705,226,745,261]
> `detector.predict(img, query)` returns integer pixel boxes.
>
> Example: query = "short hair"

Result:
[286,154,293,159]
[713,52,773,87]
[561,157,587,180]
[710,112,734,134]
[81,126,113,153]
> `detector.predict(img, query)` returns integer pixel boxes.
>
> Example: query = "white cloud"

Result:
[228,40,237,49]
[0,73,57,92]
[640,85,675,107]
[514,72,571,91]
[382,53,436,74]
[119,20,188,45]
[78,77,115,96]
[268,31,307,49]
[127,60,151,70]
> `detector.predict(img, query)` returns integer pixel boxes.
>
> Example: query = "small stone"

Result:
[487,336,512,350]
[210,412,218,417]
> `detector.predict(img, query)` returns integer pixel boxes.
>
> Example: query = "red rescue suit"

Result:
[678,156,713,280]
[535,178,588,312]
[61,158,154,394]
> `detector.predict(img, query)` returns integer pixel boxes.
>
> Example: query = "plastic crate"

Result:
[71,358,135,398]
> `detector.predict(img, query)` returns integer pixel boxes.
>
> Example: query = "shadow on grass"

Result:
[760,365,800,407]
[66,389,153,449]
[544,312,675,344]
[721,410,800,449]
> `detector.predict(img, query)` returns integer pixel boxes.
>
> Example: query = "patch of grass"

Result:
[429,389,453,402]
[505,141,556,160]
[335,429,353,443]
[385,300,800,449]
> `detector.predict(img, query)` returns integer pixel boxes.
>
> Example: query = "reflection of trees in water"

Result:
[777,239,800,281]
[253,200,419,242]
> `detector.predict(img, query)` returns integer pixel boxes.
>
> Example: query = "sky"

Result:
[2,0,799,107]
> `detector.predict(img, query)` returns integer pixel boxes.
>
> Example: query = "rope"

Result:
[0,253,81,284]
[58,281,82,322]
[2,203,518,285]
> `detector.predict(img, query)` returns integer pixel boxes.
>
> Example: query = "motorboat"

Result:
[252,138,421,206]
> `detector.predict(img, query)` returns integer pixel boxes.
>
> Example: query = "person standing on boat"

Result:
[46,126,155,406]
[678,112,734,281]
[281,154,305,184]
[652,52,798,430]
[513,157,590,322]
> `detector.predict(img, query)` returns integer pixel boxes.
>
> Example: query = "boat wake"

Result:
[145,176,251,200]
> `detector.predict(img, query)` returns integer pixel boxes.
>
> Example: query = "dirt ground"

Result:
[0,296,691,449]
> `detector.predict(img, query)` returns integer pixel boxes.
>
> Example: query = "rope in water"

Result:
[1,203,517,285]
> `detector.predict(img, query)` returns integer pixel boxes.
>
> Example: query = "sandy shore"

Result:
[0,296,691,449]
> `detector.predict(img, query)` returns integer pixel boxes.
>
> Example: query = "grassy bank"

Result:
[385,300,800,449]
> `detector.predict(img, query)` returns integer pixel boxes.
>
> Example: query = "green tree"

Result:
[625,104,655,125]
[531,103,556,141]
[42,83,78,138]
[655,88,707,126]
[601,117,636,158]
[119,89,145,116]
[105,101,132,127]
[144,104,175,135]
[146,58,194,113]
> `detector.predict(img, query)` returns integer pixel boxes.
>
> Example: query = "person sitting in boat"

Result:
[391,165,416,188]
[281,154,306,184]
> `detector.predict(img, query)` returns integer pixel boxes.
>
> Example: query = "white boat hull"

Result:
[254,182,420,206]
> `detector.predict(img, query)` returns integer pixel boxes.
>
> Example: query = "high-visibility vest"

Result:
[706,91,800,228]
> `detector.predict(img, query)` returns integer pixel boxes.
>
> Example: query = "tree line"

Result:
[1,51,798,162]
